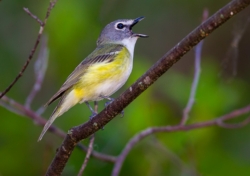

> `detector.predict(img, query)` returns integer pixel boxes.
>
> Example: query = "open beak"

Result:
[130,16,148,38]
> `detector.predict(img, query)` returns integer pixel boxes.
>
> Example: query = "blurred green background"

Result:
[1,0,250,175]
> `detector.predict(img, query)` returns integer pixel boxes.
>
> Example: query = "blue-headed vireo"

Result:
[38,16,148,141]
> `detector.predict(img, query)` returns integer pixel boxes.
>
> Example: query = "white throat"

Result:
[120,37,138,58]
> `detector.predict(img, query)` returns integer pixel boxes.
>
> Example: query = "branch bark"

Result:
[112,104,250,176]
[77,135,95,176]
[0,95,116,163]
[46,0,250,175]
[181,9,208,125]
[0,1,57,99]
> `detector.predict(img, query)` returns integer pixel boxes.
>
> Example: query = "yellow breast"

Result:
[73,47,132,102]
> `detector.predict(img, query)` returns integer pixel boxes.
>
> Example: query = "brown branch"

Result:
[77,135,95,176]
[181,9,208,125]
[0,95,116,163]
[23,8,43,26]
[112,104,250,176]
[0,1,57,99]
[1,0,117,165]
[45,0,250,175]
[0,95,65,138]
[78,101,98,175]
[216,116,250,128]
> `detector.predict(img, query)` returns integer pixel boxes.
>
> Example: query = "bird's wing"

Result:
[45,44,124,106]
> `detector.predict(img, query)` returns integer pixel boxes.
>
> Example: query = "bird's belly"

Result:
[94,72,130,99]
[77,55,132,102]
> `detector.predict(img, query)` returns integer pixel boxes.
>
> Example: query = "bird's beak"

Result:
[131,16,148,38]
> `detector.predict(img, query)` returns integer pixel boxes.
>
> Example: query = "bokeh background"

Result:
[1,0,250,175]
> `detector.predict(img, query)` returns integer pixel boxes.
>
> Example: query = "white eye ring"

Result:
[115,22,126,31]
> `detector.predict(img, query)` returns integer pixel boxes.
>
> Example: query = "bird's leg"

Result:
[85,101,97,119]
[100,95,115,107]
[100,95,124,117]
[94,101,105,130]
[94,101,98,114]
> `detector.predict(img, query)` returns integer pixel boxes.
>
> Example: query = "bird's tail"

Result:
[37,90,79,141]
[37,113,57,142]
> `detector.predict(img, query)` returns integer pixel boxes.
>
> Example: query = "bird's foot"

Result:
[104,98,115,107]
[104,99,124,117]
[120,110,124,117]
[89,112,97,120]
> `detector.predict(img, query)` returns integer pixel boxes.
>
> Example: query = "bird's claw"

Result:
[120,110,124,117]
[89,112,97,120]
[105,100,125,117]
[104,98,115,107]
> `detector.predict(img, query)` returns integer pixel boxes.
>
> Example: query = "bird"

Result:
[38,16,148,141]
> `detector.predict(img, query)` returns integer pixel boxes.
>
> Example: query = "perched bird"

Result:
[38,16,148,141]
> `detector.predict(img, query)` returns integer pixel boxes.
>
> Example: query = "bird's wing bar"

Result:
[45,44,124,106]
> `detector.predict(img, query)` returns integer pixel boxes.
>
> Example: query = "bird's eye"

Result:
[116,23,124,29]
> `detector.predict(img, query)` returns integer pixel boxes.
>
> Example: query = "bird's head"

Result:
[97,16,148,46]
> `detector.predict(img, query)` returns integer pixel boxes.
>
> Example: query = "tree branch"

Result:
[45,0,250,175]
[0,1,57,99]
[77,135,95,176]
[0,95,116,163]
[78,101,98,175]
[25,35,48,108]
[112,104,250,176]
[23,8,44,26]
[181,9,208,125]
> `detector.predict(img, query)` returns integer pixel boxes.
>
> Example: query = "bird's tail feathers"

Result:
[37,114,57,142]
[37,90,79,141]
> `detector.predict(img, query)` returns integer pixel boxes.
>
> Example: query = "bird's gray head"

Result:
[97,16,148,46]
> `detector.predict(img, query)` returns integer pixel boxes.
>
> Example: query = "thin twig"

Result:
[25,35,49,108]
[0,0,116,165]
[36,106,46,116]
[0,95,116,163]
[216,116,250,128]
[111,104,250,176]
[0,1,57,99]
[23,8,43,26]
[221,12,250,77]
[0,95,65,138]
[0,95,26,116]
[78,101,98,175]
[77,135,95,176]
[181,9,209,126]
[46,1,250,175]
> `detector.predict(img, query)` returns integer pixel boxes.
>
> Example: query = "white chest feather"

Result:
[93,38,138,100]
[121,37,138,58]
[96,60,133,98]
